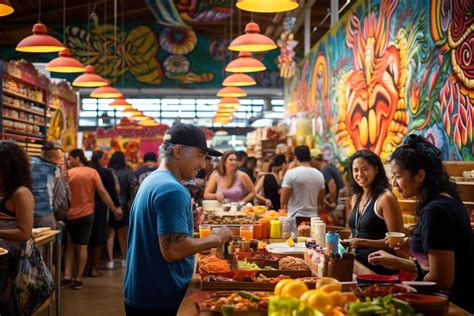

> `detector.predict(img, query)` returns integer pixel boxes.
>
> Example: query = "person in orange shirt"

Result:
[62,149,122,290]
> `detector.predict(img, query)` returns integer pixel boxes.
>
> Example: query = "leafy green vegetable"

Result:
[348,295,421,316]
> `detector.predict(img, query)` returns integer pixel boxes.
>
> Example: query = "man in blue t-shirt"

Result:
[124,124,233,315]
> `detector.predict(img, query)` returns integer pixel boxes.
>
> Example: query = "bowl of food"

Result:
[356,274,399,285]
[202,200,220,212]
[394,293,449,316]
[0,247,8,255]
[401,281,437,293]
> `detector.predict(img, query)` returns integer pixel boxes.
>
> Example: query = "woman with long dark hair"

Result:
[346,149,403,274]
[368,135,474,312]
[204,150,255,204]
[106,151,133,269]
[0,142,34,315]
[87,151,120,276]
[254,154,287,209]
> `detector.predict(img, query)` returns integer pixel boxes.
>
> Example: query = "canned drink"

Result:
[325,231,339,255]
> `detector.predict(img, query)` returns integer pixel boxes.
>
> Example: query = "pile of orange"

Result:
[274,277,357,314]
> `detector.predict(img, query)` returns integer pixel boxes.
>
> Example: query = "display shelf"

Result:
[3,89,46,106]
[2,130,44,141]
[3,102,45,116]
[3,115,44,126]
[16,141,43,148]
[455,181,474,186]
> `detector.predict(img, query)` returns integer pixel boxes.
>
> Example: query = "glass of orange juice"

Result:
[240,225,253,240]
[199,224,211,238]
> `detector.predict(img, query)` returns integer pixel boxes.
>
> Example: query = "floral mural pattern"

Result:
[285,0,473,162]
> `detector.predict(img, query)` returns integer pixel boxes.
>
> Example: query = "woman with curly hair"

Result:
[0,142,34,315]
[345,149,403,274]
[369,135,474,313]
[204,150,255,204]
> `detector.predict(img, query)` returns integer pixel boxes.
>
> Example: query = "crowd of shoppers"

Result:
[0,123,472,314]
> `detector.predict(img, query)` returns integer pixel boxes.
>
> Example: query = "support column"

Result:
[330,0,338,26]
[304,8,311,55]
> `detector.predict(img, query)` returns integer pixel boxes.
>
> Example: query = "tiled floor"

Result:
[37,267,126,316]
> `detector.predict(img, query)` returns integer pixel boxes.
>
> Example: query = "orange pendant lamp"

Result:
[16,23,65,53]
[122,107,141,116]
[109,97,131,108]
[236,0,298,13]
[229,22,277,52]
[218,97,240,107]
[225,52,266,73]
[217,86,247,98]
[45,48,85,73]
[138,117,158,126]
[223,73,256,87]
[72,65,108,87]
[90,84,122,98]
[0,0,14,16]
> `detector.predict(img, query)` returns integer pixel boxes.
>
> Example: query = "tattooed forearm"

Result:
[161,233,187,250]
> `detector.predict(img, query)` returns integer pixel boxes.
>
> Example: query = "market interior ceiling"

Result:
[0,0,356,57]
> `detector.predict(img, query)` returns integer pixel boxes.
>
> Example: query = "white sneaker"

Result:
[105,261,114,270]
[121,260,126,268]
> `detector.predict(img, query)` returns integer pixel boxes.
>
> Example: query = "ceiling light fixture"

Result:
[223,73,256,86]
[45,48,85,73]
[225,51,266,73]
[0,0,14,17]
[72,65,108,87]
[217,86,247,98]
[236,0,298,13]
[229,22,277,52]
[90,84,122,98]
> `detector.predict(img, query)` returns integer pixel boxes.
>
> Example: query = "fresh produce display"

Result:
[279,256,310,271]
[198,291,270,314]
[199,256,231,275]
[347,295,421,316]
[272,277,355,315]
[238,260,275,270]
[362,284,409,298]
[204,215,254,225]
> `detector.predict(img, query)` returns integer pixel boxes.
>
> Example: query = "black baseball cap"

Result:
[163,124,222,157]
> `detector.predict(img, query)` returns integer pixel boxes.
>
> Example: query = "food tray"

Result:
[191,291,269,315]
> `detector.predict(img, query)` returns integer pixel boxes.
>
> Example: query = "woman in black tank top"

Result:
[346,150,404,274]
[255,155,286,209]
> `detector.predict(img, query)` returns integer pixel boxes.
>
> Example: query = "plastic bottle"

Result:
[270,219,281,238]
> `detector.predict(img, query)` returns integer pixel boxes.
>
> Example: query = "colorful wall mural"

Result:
[284,0,473,162]
[0,23,281,89]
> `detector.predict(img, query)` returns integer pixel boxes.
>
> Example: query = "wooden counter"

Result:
[177,257,471,316]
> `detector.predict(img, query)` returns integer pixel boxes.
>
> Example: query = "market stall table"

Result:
[31,229,62,316]
[177,256,471,315]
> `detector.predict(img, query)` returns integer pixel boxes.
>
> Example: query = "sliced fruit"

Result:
[286,237,295,247]
[280,280,309,299]
[316,277,339,289]
[274,279,294,296]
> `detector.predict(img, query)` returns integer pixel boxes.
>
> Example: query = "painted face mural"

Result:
[335,0,409,160]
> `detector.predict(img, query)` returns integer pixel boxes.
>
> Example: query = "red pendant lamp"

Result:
[90,84,122,99]
[217,86,247,98]
[109,97,131,108]
[0,0,14,16]
[45,48,85,73]
[236,0,298,13]
[225,52,266,73]
[72,65,108,87]
[223,73,256,87]
[229,22,277,52]
[16,23,65,53]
